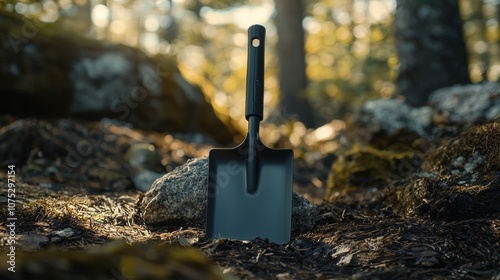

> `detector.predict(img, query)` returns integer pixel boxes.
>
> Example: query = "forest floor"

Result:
[0,117,499,279]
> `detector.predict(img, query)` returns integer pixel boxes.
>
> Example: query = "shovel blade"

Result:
[206,144,293,244]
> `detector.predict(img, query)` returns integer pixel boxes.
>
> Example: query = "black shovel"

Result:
[206,25,293,244]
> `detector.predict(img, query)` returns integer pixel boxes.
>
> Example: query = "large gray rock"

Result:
[0,11,236,144]
[357,99,432,137]
[429,82,500,124]
[139,157,319,232]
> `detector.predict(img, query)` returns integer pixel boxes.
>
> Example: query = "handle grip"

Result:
[245,25,266,120]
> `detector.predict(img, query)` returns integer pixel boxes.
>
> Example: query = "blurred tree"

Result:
[469,0,488,80]
[395,0,471,107]
[162,0,179,43]
[274,0,314,127]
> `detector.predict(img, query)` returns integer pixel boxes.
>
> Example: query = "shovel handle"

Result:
[245,25,265,121]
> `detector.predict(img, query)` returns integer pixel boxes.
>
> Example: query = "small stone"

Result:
[53,228,74,238]
[139,157,319,232]
[51,228,75,243]
[276,273,291,279]
[140,158,208,226]
[178,237,199,247]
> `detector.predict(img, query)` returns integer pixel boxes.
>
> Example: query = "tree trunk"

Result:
[470,0,489,81]
[274,0,314,127]
[395,0,471,107]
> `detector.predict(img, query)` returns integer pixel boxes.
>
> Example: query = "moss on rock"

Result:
[389,176,500,221]
[387,122,500,221]
[326,144,416,200]
[423,122,500,178]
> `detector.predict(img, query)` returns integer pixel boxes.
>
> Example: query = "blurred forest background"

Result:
[1,0,499,130]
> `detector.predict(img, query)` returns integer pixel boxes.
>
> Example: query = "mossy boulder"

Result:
[349,99,432,144]
[422,122,500,178]
[350,83,500,145]
[388,122,500,221]
[390,176,500,221]
[0,11,238,144]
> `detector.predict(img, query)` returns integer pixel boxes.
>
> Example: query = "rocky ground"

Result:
[0,83,499,279]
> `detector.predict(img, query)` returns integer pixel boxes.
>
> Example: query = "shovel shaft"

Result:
[245,25,265,121]
[246,116,259,193]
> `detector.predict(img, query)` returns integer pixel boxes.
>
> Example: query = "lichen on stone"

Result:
[429,83,500,125]
[358,99,432,137]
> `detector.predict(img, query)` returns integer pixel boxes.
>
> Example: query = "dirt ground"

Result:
[0,118,499,279]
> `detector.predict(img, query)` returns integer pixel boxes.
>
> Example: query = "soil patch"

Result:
[0,118,498,279]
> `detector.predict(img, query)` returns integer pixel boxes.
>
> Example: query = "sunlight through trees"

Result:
[1,0,499,125]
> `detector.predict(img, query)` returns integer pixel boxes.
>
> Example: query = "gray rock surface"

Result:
[429,82,500,124]
[357,99,432,136]
[140,157,319,232]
